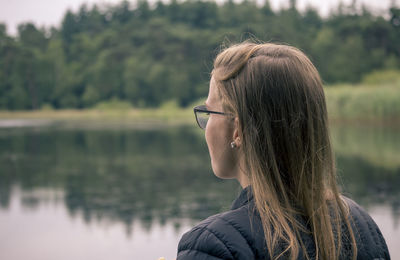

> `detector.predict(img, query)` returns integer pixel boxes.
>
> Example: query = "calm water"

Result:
[0,121,399,259]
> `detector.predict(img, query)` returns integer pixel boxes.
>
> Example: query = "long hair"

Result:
[212,42,357,260]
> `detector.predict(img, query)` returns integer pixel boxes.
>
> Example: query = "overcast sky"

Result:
[0,0,396,36]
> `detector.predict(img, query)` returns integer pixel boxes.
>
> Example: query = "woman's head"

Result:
[206,42,356,260]
[211,42,332,202]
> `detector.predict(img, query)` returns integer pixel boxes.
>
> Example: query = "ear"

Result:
[232,117,242,147]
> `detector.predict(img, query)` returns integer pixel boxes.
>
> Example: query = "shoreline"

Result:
[1,109,400,129]
[0,109,195,129]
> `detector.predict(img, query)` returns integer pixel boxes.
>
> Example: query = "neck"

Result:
[234,152,250,188]
[236,170,250,188]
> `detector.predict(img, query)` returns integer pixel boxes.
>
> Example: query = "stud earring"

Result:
[230,141,237,149]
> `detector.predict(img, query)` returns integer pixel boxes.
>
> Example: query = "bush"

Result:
[160,100,180,110]
[41,103,54,110]
[94,98,132,110]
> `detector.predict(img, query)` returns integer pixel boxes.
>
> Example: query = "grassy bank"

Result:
[0,107,193,122]
[0,100,196,127]
[0,83,399,125]
[325,84,400,124]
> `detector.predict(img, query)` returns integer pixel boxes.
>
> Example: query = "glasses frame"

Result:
[193,105,230,129]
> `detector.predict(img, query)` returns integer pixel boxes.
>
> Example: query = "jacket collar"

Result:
[231,185,254,210]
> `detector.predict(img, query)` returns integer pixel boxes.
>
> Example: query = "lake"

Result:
[0,121,398,259]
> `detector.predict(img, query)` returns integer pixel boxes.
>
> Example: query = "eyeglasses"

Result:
[193,105,230,129]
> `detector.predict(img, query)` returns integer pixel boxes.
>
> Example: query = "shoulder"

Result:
[342,196,390,259]
[177,204,264,260]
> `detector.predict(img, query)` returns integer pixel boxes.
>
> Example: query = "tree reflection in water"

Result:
[0,124,399,235]
[0,126,240,235]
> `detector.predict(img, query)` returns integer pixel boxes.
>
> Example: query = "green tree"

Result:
[0,0,399,110]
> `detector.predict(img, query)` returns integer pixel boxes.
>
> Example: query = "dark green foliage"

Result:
[0,1,399,110]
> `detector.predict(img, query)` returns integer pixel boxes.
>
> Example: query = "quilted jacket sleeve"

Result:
[344,198,391,260]
[177,213,256,260]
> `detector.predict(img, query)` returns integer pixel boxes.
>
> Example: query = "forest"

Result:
[0,0,399,110]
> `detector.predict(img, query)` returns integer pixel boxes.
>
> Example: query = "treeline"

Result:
[0,0,399,110]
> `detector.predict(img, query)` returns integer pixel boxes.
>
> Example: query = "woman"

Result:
[176,42,390,260]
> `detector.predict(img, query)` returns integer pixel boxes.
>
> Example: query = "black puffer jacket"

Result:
[177,186,390,260]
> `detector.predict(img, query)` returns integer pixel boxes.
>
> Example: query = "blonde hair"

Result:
[212,42,357,260]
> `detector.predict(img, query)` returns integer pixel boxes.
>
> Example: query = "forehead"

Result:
[207,77,220,103]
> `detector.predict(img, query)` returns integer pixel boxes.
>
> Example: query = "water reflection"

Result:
[0,124,399,259]
[331,125,400,222]
[0,126,240,232]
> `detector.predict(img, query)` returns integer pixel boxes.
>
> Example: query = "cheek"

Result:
[205,118,236,179]
[205,117,223,155]
[205,121,217,158]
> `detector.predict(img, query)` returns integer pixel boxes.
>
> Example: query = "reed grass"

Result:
[325,83,400,123]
